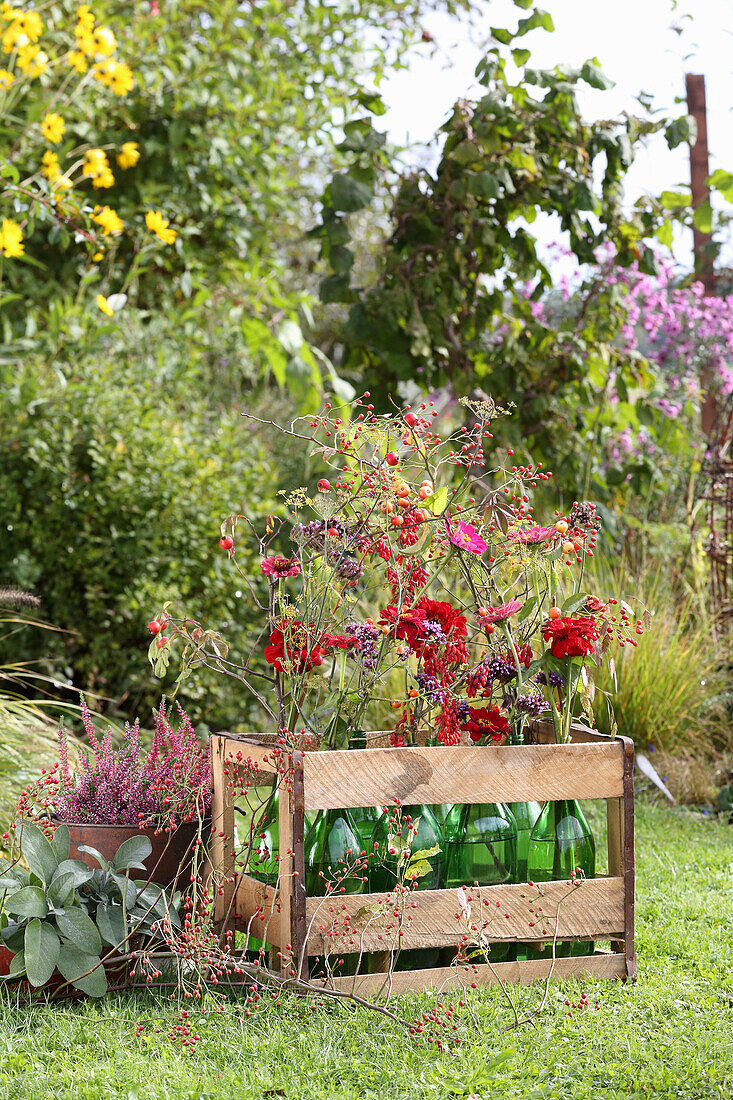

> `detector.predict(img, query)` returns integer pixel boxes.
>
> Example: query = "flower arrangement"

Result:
[151,394,649,749]
[18,700,211,828]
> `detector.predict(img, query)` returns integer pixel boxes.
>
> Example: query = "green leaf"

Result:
[692,201,713,233]
[56,907,103,956]
[422,486,449,515]
[561,593,589,615]
[52,860,94,888]
[50,825,70,864]
[76,844,110,871]
[409,845,441,862]
[580,60,615,90]
[329,173,372,213]
[112,835,152,873]
[47,871,76,908]
[654,220,673,248]
[6,886,48,919]
[516,596,537,622]
[19,825,58,885]
[665,115,697,150]
[406,860,434,880]
[511,48,531,65]
[96,905,128,949]
[56,945,107,998]
[659,190,691,210]
[24,919,60,987]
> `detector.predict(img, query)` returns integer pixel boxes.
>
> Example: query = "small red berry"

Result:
[317,479,331,491]
[219,536,234,550]
[385,452,399,467]
[147,619,163,635]
[404,412,417,427]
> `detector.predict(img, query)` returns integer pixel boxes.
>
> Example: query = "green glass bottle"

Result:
[445,802,518,963]
[508,734,542,883]
[347,732,380,851]
[306,807,364,978]
[369,804,444,971]
[248,785,279,885]
[526,799,596,958]
[305,808,364,897]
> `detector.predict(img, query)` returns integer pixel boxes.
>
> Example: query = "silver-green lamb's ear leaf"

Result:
[19,825,58,885]
[0,949,27,980]
[50,824,70,864]
[48,871,76,908]
[96,905,127,949]
[56,945,107,998]
[5,886,48,918]
[112,835,152,872]
[55,907,103,956]
[76,845,111,872]
[24,919,60,987]
[111,874,138,910]
[52,860,94,888]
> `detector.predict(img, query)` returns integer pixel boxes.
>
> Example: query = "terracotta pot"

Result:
[65,819,210,891]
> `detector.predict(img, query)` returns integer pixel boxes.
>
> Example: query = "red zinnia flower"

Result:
[541,616,600,659]
[264,621,324,672]
[378,605,427,648]
[416,598,468,640]
[461,705,509,743]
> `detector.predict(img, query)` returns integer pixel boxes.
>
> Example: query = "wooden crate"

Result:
[210,730,636,995]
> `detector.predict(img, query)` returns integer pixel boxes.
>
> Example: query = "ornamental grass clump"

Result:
[21,700,211,829]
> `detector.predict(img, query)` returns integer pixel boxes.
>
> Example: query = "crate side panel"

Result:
[305,876,625,953]
[301,742,624,811]
[330,952,626,995]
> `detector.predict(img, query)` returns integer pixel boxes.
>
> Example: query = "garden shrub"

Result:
[0,353,274,728]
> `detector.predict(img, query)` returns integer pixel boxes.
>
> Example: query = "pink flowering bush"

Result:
[18,700,211,828]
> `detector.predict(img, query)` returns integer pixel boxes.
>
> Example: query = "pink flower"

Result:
[448,520,487,554]
[481,599,523,623]
[260,555,302,579]
[507,525,555,545]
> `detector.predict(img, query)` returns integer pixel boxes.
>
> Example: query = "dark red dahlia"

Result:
[461,705,509,743]
[541,616,600,659]
[264,621,325,672]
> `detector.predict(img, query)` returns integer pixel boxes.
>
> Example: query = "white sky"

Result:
[381,0,733,267]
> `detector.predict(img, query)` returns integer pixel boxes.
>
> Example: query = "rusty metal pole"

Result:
[685,73,717,436]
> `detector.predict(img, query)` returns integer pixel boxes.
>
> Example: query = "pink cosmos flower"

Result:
[507,525,555,545]
[481,599,523,623]
[448,520,487,554]
[260,555,302,579]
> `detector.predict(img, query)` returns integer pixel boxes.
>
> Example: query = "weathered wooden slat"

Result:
[234,873,283,948]
[325,951,626,996]
[219,736,280,777]
[301,742,624,811]
[304,876,625,954]
[211,736,236,924]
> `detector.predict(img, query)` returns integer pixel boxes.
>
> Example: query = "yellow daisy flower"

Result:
[41,113,66,144]
[41,149,61,181]
[145,209,177,245]
[96,294,114,316]
[17,44,48,76]
[76,5,95,35]
[0,67,13,87]
[91,26,116,57]
[92,205,123,236]
[0,217,24,258]
[116,142,140,169]
[110,61,133,97]
[67,49,88,73]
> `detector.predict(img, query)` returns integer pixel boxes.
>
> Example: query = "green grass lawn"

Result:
[0,800,731,1100]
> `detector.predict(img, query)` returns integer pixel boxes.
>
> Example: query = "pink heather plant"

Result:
[53,700,211,828]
